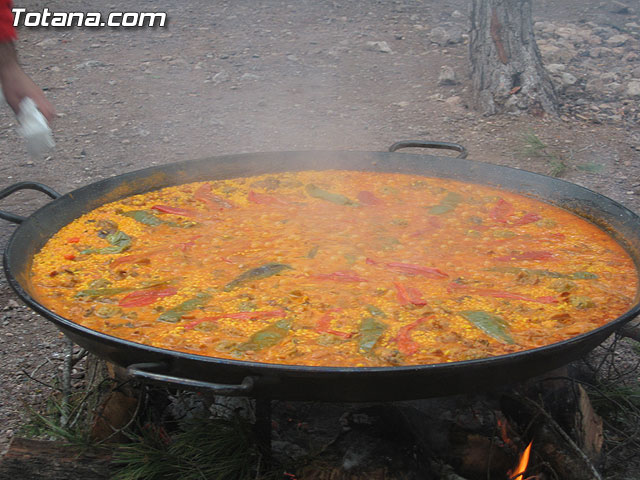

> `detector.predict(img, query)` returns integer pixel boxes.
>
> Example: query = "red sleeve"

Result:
[0,0,16,42]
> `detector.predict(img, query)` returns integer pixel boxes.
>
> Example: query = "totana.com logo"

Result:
[12,8,167,28]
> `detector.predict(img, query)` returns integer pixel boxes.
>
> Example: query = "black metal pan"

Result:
[2,142,639,401]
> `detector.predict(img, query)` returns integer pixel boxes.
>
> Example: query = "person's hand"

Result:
[1,62,55,122]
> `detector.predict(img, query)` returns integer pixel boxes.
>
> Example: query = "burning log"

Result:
[505,385,605,480]
[509,441,532,480]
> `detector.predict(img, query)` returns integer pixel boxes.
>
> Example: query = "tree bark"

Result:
[470,0,558,116]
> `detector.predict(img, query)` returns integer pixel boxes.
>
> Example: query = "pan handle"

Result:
[388,140,468,159]
[0,181,61,224]
[127,362,256,396]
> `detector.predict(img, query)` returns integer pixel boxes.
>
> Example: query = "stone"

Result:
[600,72,620,83]
[534,21,557,36]
[211,70,229,84]
[605,34,629,47]
[609,1,631,14]
[585,77,605,94]
[429,26,464,46]
[539,44,576,63]
[437,66,457,85]
[561,72,578,86]
[6,299,19,309]
[586,35,602,45]
[588,47,611,58]
[365,41,392,53]
[626,80,640,97]
[606,82,625,95]
[534,21,549,31]
[445,95,462,107]
[546,63,566,75]
[36,38,58,47]
[74,60,106,69]
[555,38,576,51]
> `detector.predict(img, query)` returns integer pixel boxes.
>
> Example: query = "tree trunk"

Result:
[470,0,558,116]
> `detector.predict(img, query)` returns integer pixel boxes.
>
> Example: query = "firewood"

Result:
[516,395,604,480]
[574,385,604,461]
[91,390,139,443]
[619,318,640,342]
[0,437,111,479]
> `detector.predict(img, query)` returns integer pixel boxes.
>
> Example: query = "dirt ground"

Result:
[0,0,639,476]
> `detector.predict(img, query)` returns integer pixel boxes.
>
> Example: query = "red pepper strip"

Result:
[538,233,566,242]
[176,241,196,252]
[496,251,553,262]
[119,287,178,307]
[394,316,432,355]
[112,235,205,267]
[448,283,558,304]
[67,237,80,244]
[357,191,382,206]
[385,262,449,279]
[311,271,368,282]
[63,253,76,260]
[175,235,203,252]
[490,198,514,223]
[315,310,354,339]
[194,184,235,210]
[183,309,287,330]
[510,212,542,226]
[110,249,162,268]
[410,217,443,237]
[152,205,199,217]
[247,190,291,205]
[394,282,428,306]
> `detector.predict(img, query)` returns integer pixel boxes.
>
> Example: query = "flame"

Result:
[511,441,533,480]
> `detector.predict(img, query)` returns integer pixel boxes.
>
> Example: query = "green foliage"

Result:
[112,416,266,480]
[589,383,640,420]
[519,131,548,157]
[576,162,604,173]
[517,131,568,178]
[548,157,568,178]
[19,394,95,448]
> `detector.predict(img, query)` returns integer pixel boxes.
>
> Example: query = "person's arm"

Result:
[0,42,55,121]
[0,0,54,121]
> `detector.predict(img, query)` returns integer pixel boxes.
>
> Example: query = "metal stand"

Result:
[254,398,273,463]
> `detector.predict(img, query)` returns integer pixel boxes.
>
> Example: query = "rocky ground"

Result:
[0,0,639,477]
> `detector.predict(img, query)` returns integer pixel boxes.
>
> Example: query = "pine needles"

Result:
[112,416,263,480]
[518,131,568,177]
[21,396,94,447]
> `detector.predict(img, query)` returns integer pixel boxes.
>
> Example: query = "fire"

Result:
[510,441,533,480]
[497,417,515,447]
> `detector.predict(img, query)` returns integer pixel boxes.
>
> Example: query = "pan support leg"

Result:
[255,398,272,463]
